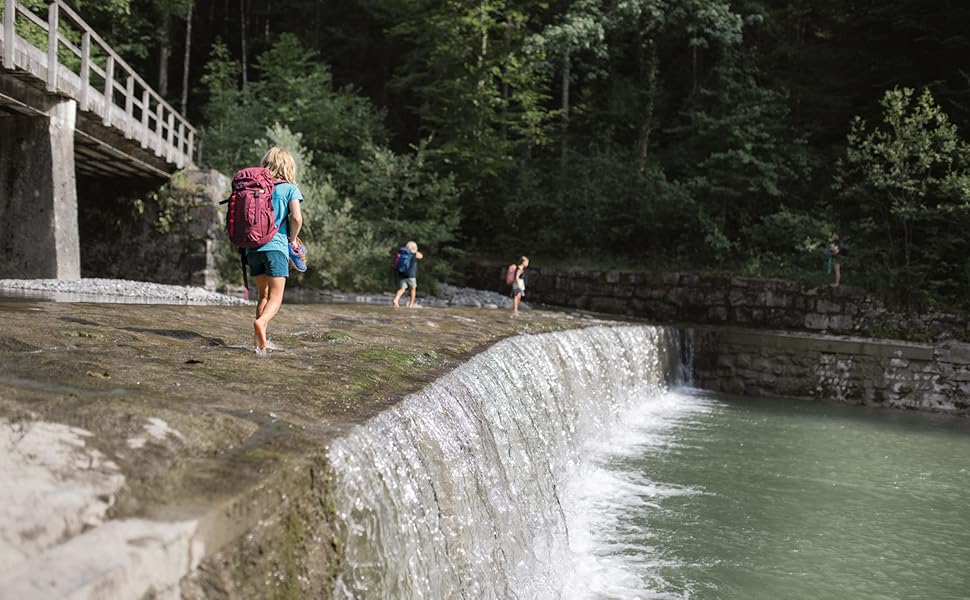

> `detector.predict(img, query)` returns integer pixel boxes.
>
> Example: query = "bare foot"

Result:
[254,318,268,350]
[830,283,840,288]
[253,333,280,350]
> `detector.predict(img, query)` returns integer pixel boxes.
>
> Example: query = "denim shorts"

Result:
[512,285,525,297]
[398,277,417,289]
[248,250,289,278]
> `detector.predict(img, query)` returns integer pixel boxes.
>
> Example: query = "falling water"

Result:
[328,326,687,598]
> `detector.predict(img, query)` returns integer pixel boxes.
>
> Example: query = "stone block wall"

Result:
[691,327,970,414]
[78,169,227,289]
[468,263,970,340]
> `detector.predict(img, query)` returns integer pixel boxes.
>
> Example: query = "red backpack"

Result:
[505,264,517,286]
[225,167,279,248]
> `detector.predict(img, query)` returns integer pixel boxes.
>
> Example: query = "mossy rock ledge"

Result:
[0,300,598,598]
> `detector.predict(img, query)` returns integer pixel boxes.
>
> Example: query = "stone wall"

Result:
[691,327,970,414]
[78,169,227,289]
[467,263,970,340]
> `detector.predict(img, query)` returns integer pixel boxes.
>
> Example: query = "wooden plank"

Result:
[3,0,15,69]
[79,31,89,110]
[18,3,46,29]
[154,102,163,157]
[167,112,175,162]
[140,89,149,148]
[102,54,113,126]
[57,32,80,58]
[123,74,133,138]
[46,2,58,91]
[177,121,185,168]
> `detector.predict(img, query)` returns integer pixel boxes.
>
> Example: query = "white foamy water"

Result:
[560,390,718,600]
[328,325,689,599]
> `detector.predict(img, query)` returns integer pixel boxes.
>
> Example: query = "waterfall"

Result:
[328,325,688,598]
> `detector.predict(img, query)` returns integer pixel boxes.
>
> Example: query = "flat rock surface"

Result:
[0,298,597,585]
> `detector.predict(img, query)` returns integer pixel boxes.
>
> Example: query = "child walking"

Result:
[512,256,529,315]
[392,241,424,308]
[250,147,304,354]
[827,233,842,288]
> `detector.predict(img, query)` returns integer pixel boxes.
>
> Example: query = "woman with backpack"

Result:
[249,147,304,354]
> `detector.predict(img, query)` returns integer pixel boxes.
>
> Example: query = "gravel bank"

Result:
[0,278,251,306]
[0,279,526,310]
[286,283,525,310]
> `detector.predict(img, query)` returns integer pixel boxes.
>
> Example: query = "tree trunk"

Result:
[240,0,248,88]
[263,0,270,42]
[560,48,570,167]
[158,14,170,97]
[180,1,194,116]
[477,2,489,138]
[637,40,658,167]
[691,44,698,96]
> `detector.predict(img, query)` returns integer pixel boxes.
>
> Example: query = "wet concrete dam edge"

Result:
[1,301,966,598]
[0,300,596,597]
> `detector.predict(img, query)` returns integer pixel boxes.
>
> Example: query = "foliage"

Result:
[835,87,970,305]
[65,0,970,304]
[670,51,808,263]
[741,206,834,275]
[351,142,462,284]
[258,124,388,291]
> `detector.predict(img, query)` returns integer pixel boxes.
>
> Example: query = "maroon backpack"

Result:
[225,167,279,248]
[504,264,517,286]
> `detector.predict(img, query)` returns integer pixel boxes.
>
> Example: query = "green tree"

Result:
[352,142,462,284]
[835,87,970,304]
[258,125,388,291]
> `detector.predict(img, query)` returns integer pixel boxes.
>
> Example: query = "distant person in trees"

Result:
[251,147,304,354]
[827,233,842,287]
[392,241,424,308]
[511,256,529,316]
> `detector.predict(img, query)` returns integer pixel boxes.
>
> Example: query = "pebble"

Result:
[0,278,250,306]
[0,279,526,310]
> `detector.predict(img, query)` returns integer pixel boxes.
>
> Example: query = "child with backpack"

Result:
[510,256,529,315]
[227,147,304,354]
[392,241,424,308]
[827,233,846,288]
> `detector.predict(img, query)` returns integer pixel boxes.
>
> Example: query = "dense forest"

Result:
[32,1,970,305]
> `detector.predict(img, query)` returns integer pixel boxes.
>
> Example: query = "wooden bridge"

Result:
[0,0,197,279]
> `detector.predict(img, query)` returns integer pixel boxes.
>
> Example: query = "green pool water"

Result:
[589,390,970,600]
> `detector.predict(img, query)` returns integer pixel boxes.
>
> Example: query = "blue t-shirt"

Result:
[247,182,303,255]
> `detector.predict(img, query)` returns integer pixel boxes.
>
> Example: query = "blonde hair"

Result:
[406,241,418,252]
[520,256,529,265]
[261,147,297,183]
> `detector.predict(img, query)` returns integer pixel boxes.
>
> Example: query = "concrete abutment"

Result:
[0,96,80,279]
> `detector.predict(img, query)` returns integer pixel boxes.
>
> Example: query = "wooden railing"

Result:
[1,0,194,169]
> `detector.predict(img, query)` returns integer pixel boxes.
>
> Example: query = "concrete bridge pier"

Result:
[0,94,80,280]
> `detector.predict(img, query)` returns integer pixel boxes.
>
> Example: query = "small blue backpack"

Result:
[394,248,413,274]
